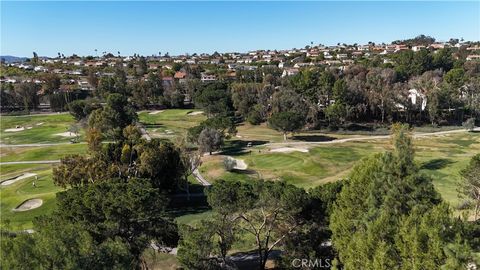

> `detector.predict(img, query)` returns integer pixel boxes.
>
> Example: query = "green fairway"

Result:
[200,132,480,207]
[1,109,477,231]
[0,143,87,162]
[0,164,62,230]
[138,109,206,138]
[0,113,81,144]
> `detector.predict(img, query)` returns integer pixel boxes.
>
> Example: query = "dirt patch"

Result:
[36,122,45,126]
[13,199,43,211]
[54,132,76,137]
[187,111,203,116]
[270,147,309,153]
[148,110,164,115]
[1,173,37,186]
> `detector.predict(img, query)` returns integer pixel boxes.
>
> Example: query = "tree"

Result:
[177,217,237,269]
[52,154,109,188]
[444,68,466,90]
[463,118,476,132]
[88,93,137,139]
[15,82,40,112]
[231,82,261,117]
[55,178,179,261]
[176,137,201,197]
[270,88,307,118]
[197,127,224,155]
[329,124,467,269]
[68,100,88,120]
[1,219,136,269]
[366,67,396,123]
[136,56,148,77]
[194,82,233,116]
[42,73,61,95]
[207,180,308,269]
[137,139,185,191]
[459,154,480,220]
[87,68,99,89]
[268,111,305,141]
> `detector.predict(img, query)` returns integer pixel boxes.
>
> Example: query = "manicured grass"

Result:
[0,144,87,162]
[0,113,81,144]
[138,109,206,138]
[200,132,480,207]
[0,165,63,230]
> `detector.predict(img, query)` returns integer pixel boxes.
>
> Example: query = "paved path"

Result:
[192,167,211,186]
[139,126,152,141]
[0,160,60,165]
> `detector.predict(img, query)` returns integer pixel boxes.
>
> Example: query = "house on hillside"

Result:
[408,89,427,111]
[174,71,187,83]
[466,55,480,61]
[281,68,299,77]
[201,73,217,82]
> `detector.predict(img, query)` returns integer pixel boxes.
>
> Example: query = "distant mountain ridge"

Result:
[0,55,28,63]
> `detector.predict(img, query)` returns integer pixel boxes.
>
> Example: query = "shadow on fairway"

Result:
[420,158,455,170]
[221,140,268,156]
[292,135,337,142]
[143,123,165,128]
[231,169,258,176]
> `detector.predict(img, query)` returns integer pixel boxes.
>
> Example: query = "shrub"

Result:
[463,118,476,131]
[223,157,237,171]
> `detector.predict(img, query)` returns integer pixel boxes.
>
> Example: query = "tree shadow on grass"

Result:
[221,140,268,156]
[420,158,455,170]
[143,123,165,128]
[291,135,337,142]
[230,169,258,176]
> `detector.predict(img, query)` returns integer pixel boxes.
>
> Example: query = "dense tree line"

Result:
[227,51,480,133]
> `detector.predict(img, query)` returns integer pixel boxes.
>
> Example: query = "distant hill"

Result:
[0,55,28,63]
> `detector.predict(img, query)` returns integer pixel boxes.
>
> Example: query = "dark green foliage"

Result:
[459,154,480,220]
[329,125,473,269]
[137,139,185,191]
[1,178,176,269]
[194,82,233,116]
[268,111,305,140]
[88,93,137,139]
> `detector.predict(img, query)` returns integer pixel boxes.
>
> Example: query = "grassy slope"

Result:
[0,113,80,144]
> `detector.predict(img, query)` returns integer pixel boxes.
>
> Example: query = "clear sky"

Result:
[1,1,479,57]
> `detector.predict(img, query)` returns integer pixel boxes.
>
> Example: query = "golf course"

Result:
[1,109,479,231]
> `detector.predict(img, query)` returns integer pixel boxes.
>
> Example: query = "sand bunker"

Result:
[14,199,43,211]
[226,157,248,170]
[270,147,309,153]
[4,127,26,132]
[54,132,76,137]
[187,111,203,116]
[234,159,248,170]
[148,110,164,115]
[1,173,37,186]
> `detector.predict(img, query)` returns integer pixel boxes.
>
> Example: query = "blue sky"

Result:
[1,1,479,57]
